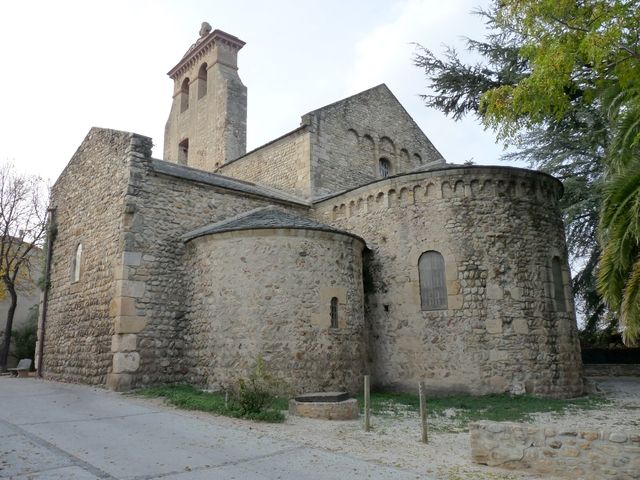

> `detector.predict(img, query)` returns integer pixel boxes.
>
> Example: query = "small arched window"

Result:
[178,138,189,165]
[552,256,567,312]
[379,158,391,178]
[197,63,208,99]
[330,297,339,328]
[72,243,82,282]
[180,77,190,112]
[419,251,447,310]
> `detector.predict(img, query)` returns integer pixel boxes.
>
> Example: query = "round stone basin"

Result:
[288,391,359,420]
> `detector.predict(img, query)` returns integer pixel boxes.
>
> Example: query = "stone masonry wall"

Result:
[184,229,367,394]
[44,128,142,384]
[305,84,444,198]
[313,165,583,398]
[217,128,311,199]
[471,421,640,479]
[112,157,309,389]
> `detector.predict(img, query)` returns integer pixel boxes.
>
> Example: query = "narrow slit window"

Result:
[419,251,447,310]
[72,243,82,282]
[552,256,567,312]
[330,297,339,328]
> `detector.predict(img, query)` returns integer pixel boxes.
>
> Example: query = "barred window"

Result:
[379,158,391,178]
[330,297,339,328]
[419,251,447,310]
[552,256,566,312]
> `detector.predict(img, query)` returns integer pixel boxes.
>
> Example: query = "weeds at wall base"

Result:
[132,384,287,423]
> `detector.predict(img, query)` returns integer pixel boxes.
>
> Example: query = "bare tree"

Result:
[0,163,48,371]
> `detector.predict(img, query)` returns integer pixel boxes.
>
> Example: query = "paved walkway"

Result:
[0,378,428,479]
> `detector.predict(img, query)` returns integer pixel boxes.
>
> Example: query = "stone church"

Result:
[39,24,583,398]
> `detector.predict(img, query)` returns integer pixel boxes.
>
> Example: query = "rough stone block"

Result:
[488,375,507,391]
[109,297,138,317]
[114,316,147,334]
[609,433,628,443]
[561,447,580,457]
[111,334,137,352]
[486,284,503,300]
[117,279,146,298]
[487,423,505,433]
[122,251,142,266]
[486,317,502,334]
[513,318,529,334]
[448,294,463,310]
[112,352,140,373]
[107,373,133,391]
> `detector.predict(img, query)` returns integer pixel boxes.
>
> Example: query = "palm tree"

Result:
[597,86,640,345]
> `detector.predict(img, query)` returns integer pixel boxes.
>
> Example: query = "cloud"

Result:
[344,0,515,166]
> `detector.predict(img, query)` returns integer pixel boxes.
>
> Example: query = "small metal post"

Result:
[419,381,428,443]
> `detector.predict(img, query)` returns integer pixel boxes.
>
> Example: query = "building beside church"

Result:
[39,24,583,398]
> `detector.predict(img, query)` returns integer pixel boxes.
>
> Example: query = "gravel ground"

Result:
[133,377,640,480]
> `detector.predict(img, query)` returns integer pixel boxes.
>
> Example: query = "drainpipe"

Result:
[36,207,56,377]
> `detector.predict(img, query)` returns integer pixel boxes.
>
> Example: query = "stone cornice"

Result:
[167,29,245,80]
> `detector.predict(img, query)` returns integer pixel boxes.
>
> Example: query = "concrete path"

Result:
[0,378,428,479]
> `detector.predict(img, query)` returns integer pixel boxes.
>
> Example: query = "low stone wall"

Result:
[583,364,640,377]
[470,421,640,479]
[289,399,359,420]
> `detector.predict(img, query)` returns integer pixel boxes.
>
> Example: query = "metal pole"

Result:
[419,381,428,443]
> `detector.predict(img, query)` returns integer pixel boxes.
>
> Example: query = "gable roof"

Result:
[302,84,392,117]
[182,206,364,243]
[301,83,445,161]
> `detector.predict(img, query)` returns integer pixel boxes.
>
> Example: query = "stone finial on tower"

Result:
[199,22,212,37]
[163,24,247,172]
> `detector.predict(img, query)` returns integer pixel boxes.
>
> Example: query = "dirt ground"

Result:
[136,377,640,480]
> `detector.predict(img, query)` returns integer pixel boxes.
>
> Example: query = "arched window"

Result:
[379,158,391,178]
[197,63,208,99]
[180,77,190,112]
[552,256,566,311]
[419,251,447,310]
[330,297,339,328]
[72,243,82,282]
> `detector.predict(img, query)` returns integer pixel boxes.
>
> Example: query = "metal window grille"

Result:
[419,251,448,310]
[379,158,391,178]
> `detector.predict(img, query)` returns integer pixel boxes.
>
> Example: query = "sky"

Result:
[0,0,512,182]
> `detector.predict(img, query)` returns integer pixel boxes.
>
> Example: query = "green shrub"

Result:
[228,356,285,417]
[133,358,288,423]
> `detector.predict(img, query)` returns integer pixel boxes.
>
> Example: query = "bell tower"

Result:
[164,22,247,171]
